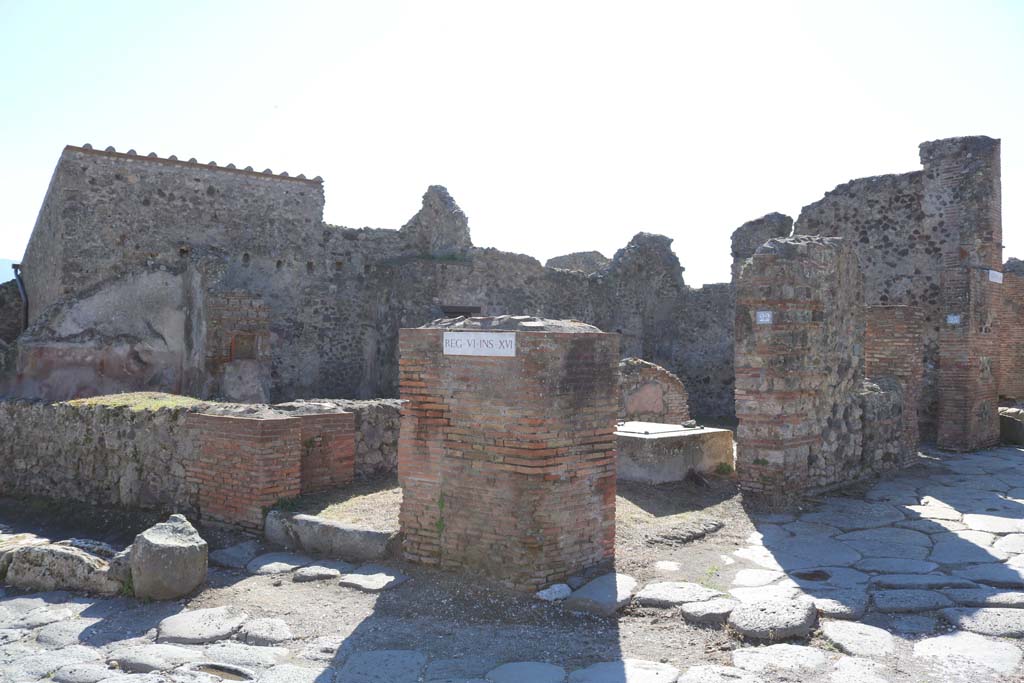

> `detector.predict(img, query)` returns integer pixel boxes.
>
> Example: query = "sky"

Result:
[0,1,1021,287]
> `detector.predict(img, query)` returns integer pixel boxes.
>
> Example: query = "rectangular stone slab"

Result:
[615,424,733,483]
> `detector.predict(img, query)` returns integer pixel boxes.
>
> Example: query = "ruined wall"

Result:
[619,357,690,424]
[1000,259,1024,400]
[735,236,866,496]
[545,251,610,273]
[865,305,924,453]
[0,280,23,345]
[859,377,908,471]
[398,317,619,591]
[730,213,793,282]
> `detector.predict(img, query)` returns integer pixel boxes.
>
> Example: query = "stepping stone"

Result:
[336,650,427,683]
[237,617,292,645]
[940,607,1024,637]
[928,538,1008,565]
[994,533,1024,554]
[961,514,1024,534]
[896,519,967,534]
[486,661,565,682]
[829,656,890,683]
[731,569,783,587]
[811,590,867,620]
[853,558,937,574]
[246,552,312,575]
[732,643,827,673]
[680,598,738,625]
[870,573,977,589]
[800,500,905,531]
[209,541,262,570]
[564,573,637,616]
[567,659,680,682]
[677,665,762,683]
[727,598,817,641]
[258,663,335,683]
[871,589,952,612]
[836,527,931,546]
[536,584,572,601]
[763,538,861,569]
[913,631,1022,675]
[293,561,353,582]
[106,643,203,672]
[203,641,290,668]
[156,606,249,644]
[338,564,409,592]
[862,612,938,634]
[954,563,1024,588]
[819,621,895,657]
[729,584,805,604]
[787,567,868,589]
[635,581,721,607]
[941,587,1024,607]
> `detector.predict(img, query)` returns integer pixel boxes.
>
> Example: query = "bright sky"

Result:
[1,1,1021,286]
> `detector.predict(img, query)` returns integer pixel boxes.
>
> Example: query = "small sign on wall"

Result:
[946,313,962,326]
[756,310,773,325]
[989,270,1004,284]
[443,331,516,357]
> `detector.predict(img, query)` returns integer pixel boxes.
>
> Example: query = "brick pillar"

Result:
[299,412,356,493]
[189,413,302,530]
[998,266,1024,400]
[865,305,924,456]
[398,317,619,591]
[921,137,1002,451]
[734,236,864,496]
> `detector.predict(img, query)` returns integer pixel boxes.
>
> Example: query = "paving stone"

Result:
[424,656,496,681]
[870,573,978,589]
[994,533,1024,554]
[761,538,861,569]
[257,663,335,683]
[564,573,637,616]
[485,661,565,682]
[292,566,341,583]
[732,644,828,673]
[0,605,75,630]
[754,513,797,525]
[961,514,1024,534]
[941,587,1024,607]
[0,628,26,646]
[810,590,868,620]
[829,656,891,683]
[677,664,763,683]
[35,618,103,648]
[731,569,783,587]
[940,607,1024,637]
[680,599,738,625]
[871,589,953,612]
[928,537,1008,565]
[52,662,119,683]
[202,642,290,669]
[208,541,262,570]
[786,567,869,589]
[799,500,905,531]
[732,546,783,571]
[853,558,938,574]
[904,504,962,521]
[781,521,839,537]
[841,540,930,560]
[0,644,102,680]
[835,527,932,546]
[567,659,680,682]
[635,581,721,607]
[335,650,428,683]
[862,612,938,634]
[954,563,1024,588]
[895,518,967,534]
[819,621,895,657]
[338,564,410,592]
[728,584,805,604]
[237,618,292,645]
[156,607,249,644]
[727,598,817,641]
[246,553,312,575]
[535,584,572,602]
[106,643,203,673]
[913,631,1022,675]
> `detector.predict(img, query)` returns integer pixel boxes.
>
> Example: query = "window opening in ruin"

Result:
[231,333,257,360]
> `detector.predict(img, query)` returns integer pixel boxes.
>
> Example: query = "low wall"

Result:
[0,394,402,530]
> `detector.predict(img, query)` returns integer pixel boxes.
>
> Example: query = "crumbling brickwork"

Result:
[298,412,357,493]
[865,305,924,453]
[1000,259,1024,400]
[397,317,619,591]
[730,213,793,282]
[735,236,866,495]
[618,357,690,424]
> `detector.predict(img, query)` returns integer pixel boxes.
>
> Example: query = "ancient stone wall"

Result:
[545,251,610,273]
[676,284,735,418]
[735,236,866,496]
[618,357,690,424]
[730,213,793,282]
[398,317,619,591]
[0,280,23,345]
[1000,259,1024,400]
[865,305,924,453]
[858,377,908,471]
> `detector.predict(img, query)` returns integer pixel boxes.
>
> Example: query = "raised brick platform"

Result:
[397,316,619,591]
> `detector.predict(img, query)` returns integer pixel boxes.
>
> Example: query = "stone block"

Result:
[616,423,733,483]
